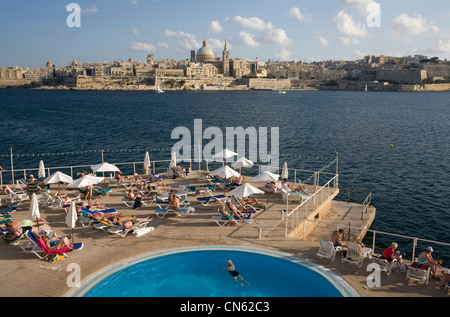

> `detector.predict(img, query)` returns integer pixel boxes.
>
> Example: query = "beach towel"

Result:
[37,237,74,255]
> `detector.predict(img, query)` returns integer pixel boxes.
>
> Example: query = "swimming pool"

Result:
[67,245,359,297]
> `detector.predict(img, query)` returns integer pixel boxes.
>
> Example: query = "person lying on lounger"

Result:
[119,216,152,229]
[41,234,73,251]
[226,199,253,214]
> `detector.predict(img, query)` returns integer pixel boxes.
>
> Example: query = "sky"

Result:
[1,0,449,68]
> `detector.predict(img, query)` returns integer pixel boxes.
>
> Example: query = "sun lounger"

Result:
[211,208,253,227]
[406,266,431,286]
[156,196,190,209]
[122,197,155,208]
[341,242,373,268]
[21,230,83,259]
[156,192,187,203]
[281,189,309,203]
[371,255,398,276]
[154,207,194,218]
[196,195,227,206]
[197,184,215,195]
[316,240,342,262]
[198,171,215,183]
[5,186,30,204]
[79,207,118,227]
[107,220,154,237]
[180,185,196,195]
[0,204,18,215]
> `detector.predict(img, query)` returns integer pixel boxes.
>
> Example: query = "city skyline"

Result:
[1,0,449,68]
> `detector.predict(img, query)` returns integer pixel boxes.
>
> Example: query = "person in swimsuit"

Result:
[417,246,442,280]
[216,260,250,286]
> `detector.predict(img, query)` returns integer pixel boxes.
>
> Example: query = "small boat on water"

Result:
[157,83,164,93]
[278,90,286,94]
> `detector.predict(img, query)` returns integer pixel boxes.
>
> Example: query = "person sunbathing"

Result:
[41,234,73,250]
[294,184,311,195]
[115,172,134,183]
[119,216,152,229]
[241,197,265,209]
[225,200,249,219]
[2,221,24,244]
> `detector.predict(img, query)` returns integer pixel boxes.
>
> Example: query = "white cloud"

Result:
[333,10,368,45]
[207,38,227,51]
[129,42,155,52]
[390,14,440,36]
[227,16,272,30]
[317,36,329,47]
[129,0,138,5]
[157,42,169,49]
[342,0,380,18]
[426,39,450,54]
[263,28,291,46]
[131,27,139,35]
[210,20,223,33]
[162,29,200,51]
[82,5,98,14]
[288,7,312,23]
[275,48,294,61]
[238,31,259,48]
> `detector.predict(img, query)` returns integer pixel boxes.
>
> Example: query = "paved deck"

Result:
[0,171,447,298]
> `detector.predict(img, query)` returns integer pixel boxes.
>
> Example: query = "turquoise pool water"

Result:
[74,246,358,297]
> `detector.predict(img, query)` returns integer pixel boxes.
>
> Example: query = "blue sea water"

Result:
[0,89,449,261]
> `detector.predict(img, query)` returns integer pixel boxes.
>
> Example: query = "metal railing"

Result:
[284,174,339,237]
[298,218,450,263]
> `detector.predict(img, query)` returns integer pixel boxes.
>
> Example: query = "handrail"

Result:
[296,218,450,262]
[284,174,339,237]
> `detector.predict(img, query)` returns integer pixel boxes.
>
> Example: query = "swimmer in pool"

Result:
[216,260,251,286]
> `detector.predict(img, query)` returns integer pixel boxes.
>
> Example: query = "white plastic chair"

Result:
[406,266,430,286]
[316,240,342,262]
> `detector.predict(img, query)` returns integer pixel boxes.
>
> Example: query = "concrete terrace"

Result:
[0,171,447,298]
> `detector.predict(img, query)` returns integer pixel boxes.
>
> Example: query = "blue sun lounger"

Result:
[196,195,226,206]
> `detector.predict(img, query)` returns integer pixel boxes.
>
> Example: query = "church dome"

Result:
[196,39,215,61]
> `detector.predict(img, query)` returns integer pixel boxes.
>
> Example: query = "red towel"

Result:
[37,237,73,255]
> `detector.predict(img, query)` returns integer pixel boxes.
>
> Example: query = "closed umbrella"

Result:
[281,162,289,180]
[65,201,77,243]
[169,151,177,168]
[227,183,264,199]
[38,160,45,179]
[29,193,41,231]
[143,151,151,174]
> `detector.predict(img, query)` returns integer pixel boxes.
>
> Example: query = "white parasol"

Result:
[210,165,241,179]
[143,151,151,174]
[169,151,177,168]
[65,201,78,243]
[281,161,289,180]
[38,160,46,179]
[67,175,104,189]
[231,157,253,183]
[44,171,74,194]
[29,193,41,230]
[213,148,238,160]
[251,171,280,182]
[227,183,264,199]
[90,162,120,173]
